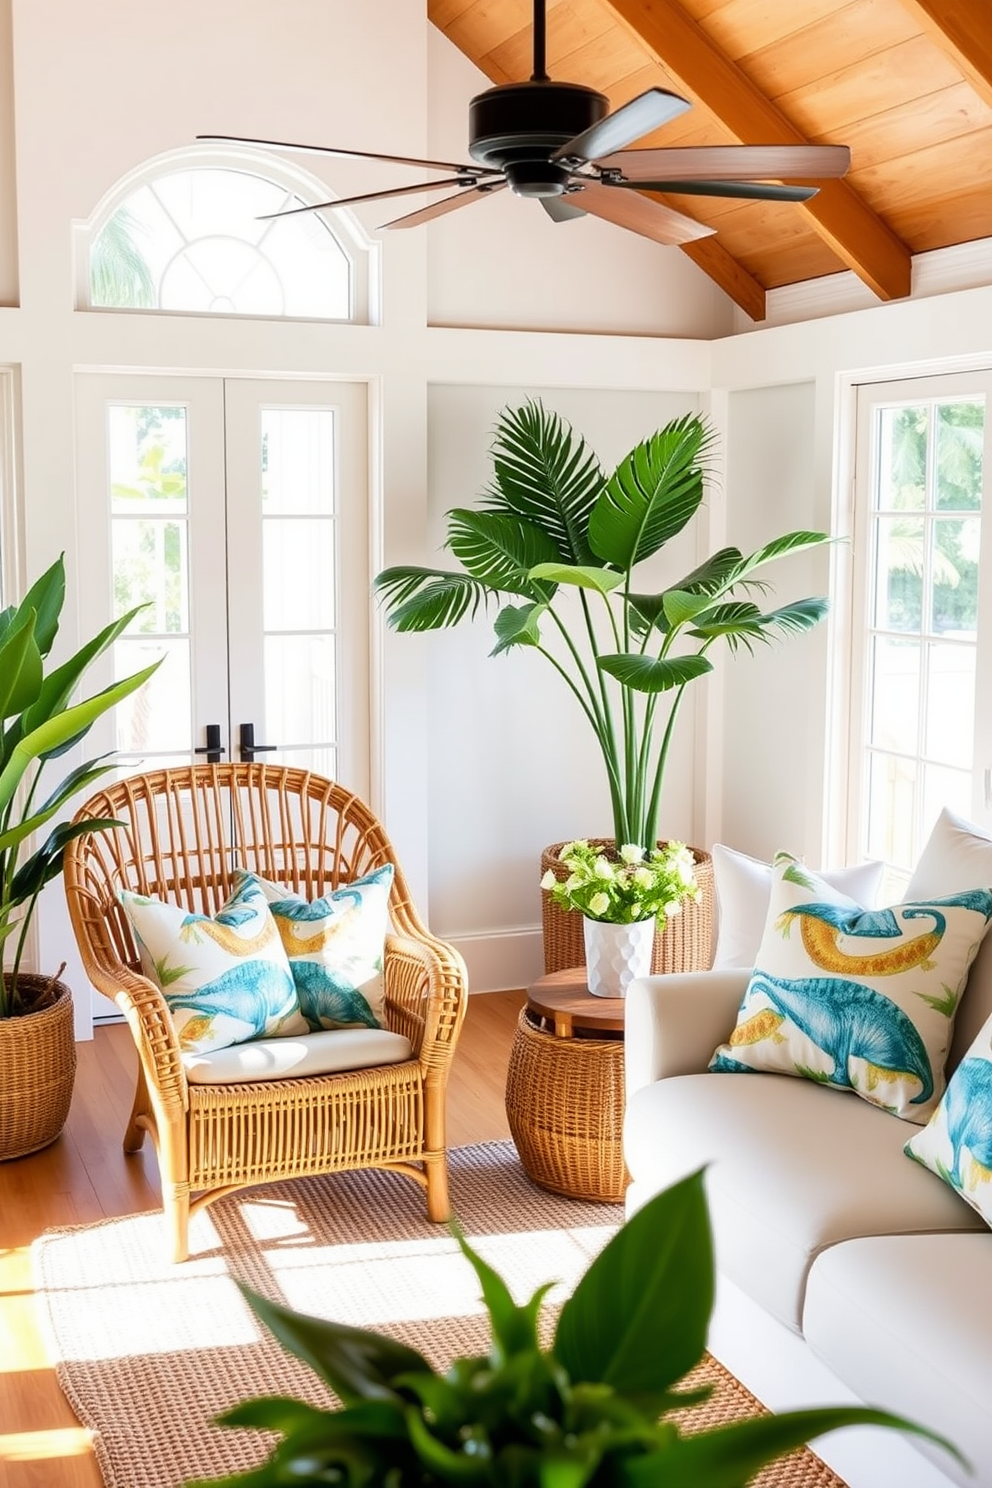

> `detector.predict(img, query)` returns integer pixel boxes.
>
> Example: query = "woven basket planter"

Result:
[505,1007,627,1201]
[541,840,715,977]
[0,975,76,1161]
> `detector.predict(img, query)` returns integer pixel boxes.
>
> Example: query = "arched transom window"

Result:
[86,162,368,320]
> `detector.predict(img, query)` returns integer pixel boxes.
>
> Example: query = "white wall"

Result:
[719,381,828,861]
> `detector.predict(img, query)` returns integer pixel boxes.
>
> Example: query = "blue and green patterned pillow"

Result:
[905,1009,992,1224]
[233,866,394,1031]
[120,877,308,1055]
[709,852,992,1123]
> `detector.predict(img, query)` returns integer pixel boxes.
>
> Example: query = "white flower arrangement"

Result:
[541,839,700,925]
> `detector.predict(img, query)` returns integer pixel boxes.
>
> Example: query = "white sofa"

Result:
[623,820,992,1488]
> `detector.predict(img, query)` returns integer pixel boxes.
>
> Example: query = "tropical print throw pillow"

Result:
[120,876,307,1055]
[233,866,394,1030]
[905,1009,992,1226]
[709,852,992,1123]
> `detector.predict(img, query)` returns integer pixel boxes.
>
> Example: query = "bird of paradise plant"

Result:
[0,554,160,1017]
[374,401,831,851]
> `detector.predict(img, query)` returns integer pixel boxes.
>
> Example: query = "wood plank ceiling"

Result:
[428,0,992,320]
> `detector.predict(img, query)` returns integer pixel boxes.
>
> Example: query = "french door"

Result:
[75,374,370,789]
[75,374,371,1020]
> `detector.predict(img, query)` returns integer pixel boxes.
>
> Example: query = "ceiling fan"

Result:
[198,0,851,248]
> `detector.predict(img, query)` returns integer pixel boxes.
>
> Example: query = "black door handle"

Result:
[194,723,225,764]
[239,722,278,763]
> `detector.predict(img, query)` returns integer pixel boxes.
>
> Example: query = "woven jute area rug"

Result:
[32,1140,845,1488]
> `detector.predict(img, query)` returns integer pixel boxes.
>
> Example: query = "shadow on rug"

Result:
[32,1139,845,1488]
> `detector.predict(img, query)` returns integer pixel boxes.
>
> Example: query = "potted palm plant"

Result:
[0,555,159,1160]
[374,401,831,974]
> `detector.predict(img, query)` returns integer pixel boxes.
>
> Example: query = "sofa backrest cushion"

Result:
[907,808,992,1071]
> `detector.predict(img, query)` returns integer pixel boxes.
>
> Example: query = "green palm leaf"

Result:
[485,401,604,566]
[491,602,546,655]
[374,568,493,630]
[529,563,624,595]
[629,551,745,639]
[598,654,714,693]
[11,555,65,657]
[20,601,155,741]
[689,598,826,654]
[0,661,160,817]
[724,530,833,587]
[447,509,558,597]
[0,608,43,722]
[590,415,716,571]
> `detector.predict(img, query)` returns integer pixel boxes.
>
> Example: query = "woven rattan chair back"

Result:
[64,763,468,1261]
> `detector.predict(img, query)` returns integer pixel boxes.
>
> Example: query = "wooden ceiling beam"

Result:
[678,233,766,320]
[894,0,992,110]
[601,0,912,301]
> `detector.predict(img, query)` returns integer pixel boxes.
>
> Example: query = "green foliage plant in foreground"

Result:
[187,1171,958,1488]
[0,554,160,1016]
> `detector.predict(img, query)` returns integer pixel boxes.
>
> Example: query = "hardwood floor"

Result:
[0,988,526,1488]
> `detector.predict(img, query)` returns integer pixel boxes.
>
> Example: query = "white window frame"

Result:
[842,368,992,879]
[72,144,380,324]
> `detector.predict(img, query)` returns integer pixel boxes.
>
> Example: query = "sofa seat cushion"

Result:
[804,1234,992,1488]
[623,1072,984,1331]
[181,1028,413,1084]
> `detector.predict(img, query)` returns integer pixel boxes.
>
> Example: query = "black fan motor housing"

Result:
[468,80,608,196]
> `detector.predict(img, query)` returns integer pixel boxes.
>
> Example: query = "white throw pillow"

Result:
[120,877,308,1054]
[906,1007,992,1228]
[908,808,992,1059]
[709,852,992,1122]
[711,843,885,970]
[234,866,394,1030]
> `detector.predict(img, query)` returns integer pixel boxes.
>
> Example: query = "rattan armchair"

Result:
[63,764,468,1262]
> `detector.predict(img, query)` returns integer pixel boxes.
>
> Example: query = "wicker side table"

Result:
[505,968,627,1203]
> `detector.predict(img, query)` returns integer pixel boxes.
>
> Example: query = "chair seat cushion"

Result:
[623,1071,985,1331]
[181,1028,413,1084]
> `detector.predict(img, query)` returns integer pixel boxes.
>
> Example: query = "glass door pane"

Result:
[224,380,369,796]
[75,374,229,776]
[850,373,992,877]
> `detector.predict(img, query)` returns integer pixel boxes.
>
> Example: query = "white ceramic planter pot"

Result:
[583,915,655,999]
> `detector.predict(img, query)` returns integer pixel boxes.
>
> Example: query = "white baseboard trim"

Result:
[443,926,544,994]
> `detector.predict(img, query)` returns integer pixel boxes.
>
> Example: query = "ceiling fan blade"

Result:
[607,178,819,202]
[554,88,691,165]
[596,143,851,182]
[382,181,506,230]
[542,196,588,222]
[571,181,714,246]
[258,177,491,222]
[196,133,476,174]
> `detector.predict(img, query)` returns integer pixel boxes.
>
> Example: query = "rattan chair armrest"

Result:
[382,931,468,1069]
[624,968,751,1096]
[89,955,189,1113]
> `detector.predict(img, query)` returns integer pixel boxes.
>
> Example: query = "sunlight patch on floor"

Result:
[0,1426,92,1462]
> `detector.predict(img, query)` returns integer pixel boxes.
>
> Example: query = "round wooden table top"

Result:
[526,967,625,1037]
